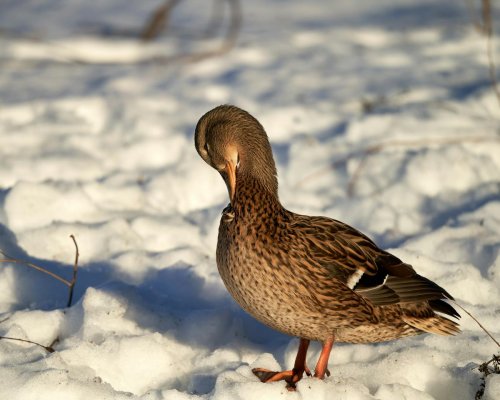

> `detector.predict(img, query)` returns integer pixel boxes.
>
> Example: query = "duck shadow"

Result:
[130,266,295,394]
[0,220,288,351]
[135,262,290,349]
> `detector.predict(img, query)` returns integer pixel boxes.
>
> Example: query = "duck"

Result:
[194,104,460,390]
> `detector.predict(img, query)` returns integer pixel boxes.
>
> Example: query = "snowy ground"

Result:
[0,0,499,399]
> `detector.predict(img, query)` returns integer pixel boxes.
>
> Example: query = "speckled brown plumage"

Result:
[194,105,460,389]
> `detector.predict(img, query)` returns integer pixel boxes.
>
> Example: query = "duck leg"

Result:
[313,336,334,378]
[252,338,310,390]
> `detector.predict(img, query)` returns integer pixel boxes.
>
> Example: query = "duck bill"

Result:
[225,160,237,205]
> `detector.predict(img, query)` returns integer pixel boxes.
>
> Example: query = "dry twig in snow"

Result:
[0,235,81,308]
[481,0,500,107]
[0,336,55,353]
[139,0,241,64]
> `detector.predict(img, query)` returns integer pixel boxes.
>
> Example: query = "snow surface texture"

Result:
[0,0,499,399]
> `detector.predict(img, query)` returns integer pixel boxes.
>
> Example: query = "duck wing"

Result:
[290,214,459,319]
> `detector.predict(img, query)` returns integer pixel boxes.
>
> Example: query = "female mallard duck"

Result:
[194,105,460,390]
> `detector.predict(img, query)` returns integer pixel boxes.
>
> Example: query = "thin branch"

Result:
[48,337,60,350]
[150,0,242,64]
[0,0,242,67]
[140,0,182,41]
[1,235,81,307]
[66,235,80,308]
[481,0,500,107]
[465,0,484,33]
[204,0,226,37]
[0,251,71,286]
[475,353,500,399]
[0,236,80,355]
[0,336,55,353]
[479,354,500,372]
[453,302,500,348]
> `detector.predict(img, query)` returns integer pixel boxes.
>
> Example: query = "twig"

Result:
[150,0,242,64]
[204,0,226,37]
[0,251,71,286]
[481,0,500,107]
[0,336,55,353]
[140,0,182,41]
[453,302,500,348]
[0,235,81,307]
[465,0,484,33]
[294,135,500,195]
[449,298,500,399]
[0,236,80,355]
[66,235,80,308]
[475,353,500,399]
[0,0,241,66]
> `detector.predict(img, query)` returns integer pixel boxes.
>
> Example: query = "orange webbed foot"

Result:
[252,338,313,390]
[252,367,307,390]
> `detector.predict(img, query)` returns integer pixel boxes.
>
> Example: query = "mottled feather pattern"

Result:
[217,172,460,343]
[196,104,460,348]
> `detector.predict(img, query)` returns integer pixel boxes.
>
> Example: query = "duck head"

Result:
[194,105,278,205]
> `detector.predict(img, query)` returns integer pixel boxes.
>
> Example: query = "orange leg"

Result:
[252,338,310,390]
[313,336,334,379]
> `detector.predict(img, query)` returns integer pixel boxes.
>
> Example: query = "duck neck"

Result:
[231,168,281,217]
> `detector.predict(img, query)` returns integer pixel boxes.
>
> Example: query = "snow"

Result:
[0,0,499,399]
